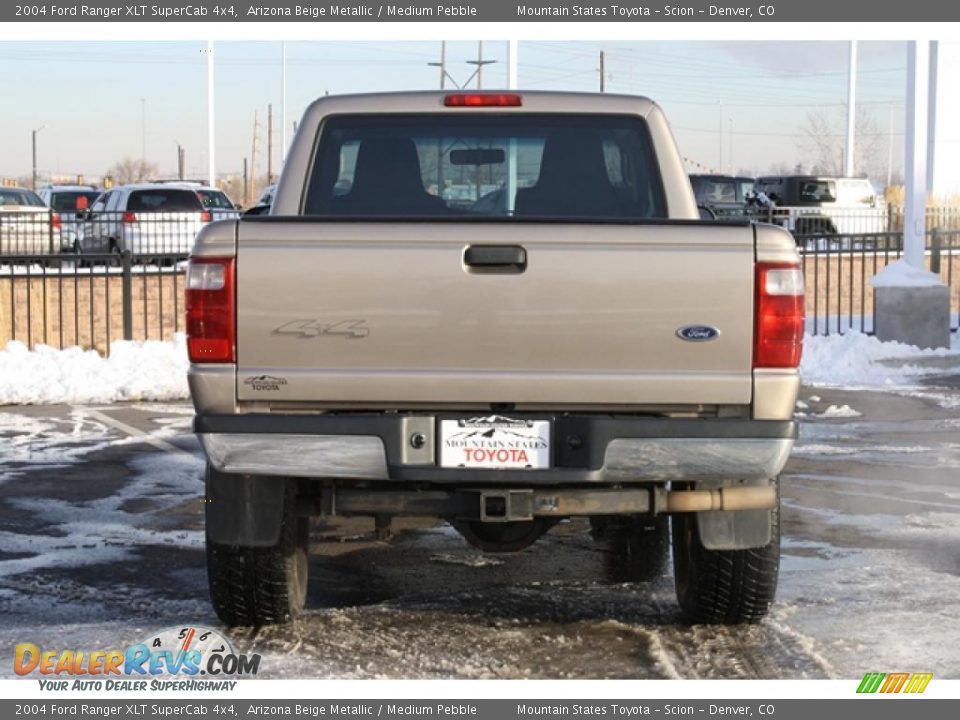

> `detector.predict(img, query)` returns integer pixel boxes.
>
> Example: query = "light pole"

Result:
[32,125,45,190]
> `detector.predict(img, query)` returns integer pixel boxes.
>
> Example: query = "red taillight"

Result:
[51,212,61,230]
[201,211,212,223]
[444,93,522,107]
[186,257,235,364]
[754,262,805,368]
[123,211,137,224]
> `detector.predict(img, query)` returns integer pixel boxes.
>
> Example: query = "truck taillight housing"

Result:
[186,257,235,364]
[754,262,804,368]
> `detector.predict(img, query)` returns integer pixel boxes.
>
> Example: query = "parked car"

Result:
[689,174,754,218]
[0,187,61,255]
[160,182,240,222]
[751,175,886,237]
[194,187,240,221]
[256,184,277,207]
[188,91,802,627]
[79,184,211,258]
[37,184,101,252]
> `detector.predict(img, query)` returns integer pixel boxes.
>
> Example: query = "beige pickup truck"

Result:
[186,91,803,627]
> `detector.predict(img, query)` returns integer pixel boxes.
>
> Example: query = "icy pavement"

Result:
[1,378,960,679]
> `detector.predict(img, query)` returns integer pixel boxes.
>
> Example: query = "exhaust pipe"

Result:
[665,485,776,513]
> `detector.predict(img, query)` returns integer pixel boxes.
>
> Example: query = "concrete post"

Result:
[870,40,949,350]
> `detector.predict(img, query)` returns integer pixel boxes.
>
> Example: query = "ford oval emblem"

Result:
[676,325,720,342]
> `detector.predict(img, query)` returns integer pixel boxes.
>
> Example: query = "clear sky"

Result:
[0,40,906,184]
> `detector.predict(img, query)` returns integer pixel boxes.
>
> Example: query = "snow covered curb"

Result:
[801,331,960,388]
[0,336,189,405]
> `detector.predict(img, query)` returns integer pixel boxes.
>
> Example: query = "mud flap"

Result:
[205,465,287,547]
[696,508,772,551]
[694,477,774,551]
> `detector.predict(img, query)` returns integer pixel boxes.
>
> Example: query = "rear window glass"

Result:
[0,189,44,207]
[304,114,666,220]
[50,191,100,213]
[127,189,203,213]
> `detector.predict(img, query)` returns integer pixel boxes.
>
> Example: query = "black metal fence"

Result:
[2,209,959,354]
[797,228,960,336]
[748,204,960,237]
[0,210,207,258]
[0,252,186,356]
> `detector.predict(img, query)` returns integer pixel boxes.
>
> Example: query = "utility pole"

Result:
[251,109,260,195]
[243,157,249,206]
[439,40,446,88]
[845,40,857,177]
[728,118,733,175]
[177,144,185,180]
[428,41,460,89]
[466,41,495,89]
[718,101,723,172]
[599,51,605,92]
[477,41,484,89]
[140,98,146,162]
[31,125,44,190]
[267,103,273,184]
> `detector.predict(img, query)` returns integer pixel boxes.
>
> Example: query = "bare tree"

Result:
[104,157,159,185]
[796,108,884,179]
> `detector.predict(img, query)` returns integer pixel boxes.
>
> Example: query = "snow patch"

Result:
[801,331,960,388]
[429,553,504,568]
[0,336,189,405]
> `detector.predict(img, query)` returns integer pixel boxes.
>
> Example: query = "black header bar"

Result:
[5,1,960,23]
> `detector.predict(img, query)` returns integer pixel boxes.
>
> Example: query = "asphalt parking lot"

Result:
[2,378,960,679]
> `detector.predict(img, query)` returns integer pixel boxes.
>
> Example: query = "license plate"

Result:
[439,416,550,469]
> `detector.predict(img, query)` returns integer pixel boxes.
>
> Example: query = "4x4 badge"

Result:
[273,319,370,339]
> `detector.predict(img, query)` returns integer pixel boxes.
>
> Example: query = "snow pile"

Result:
[816,404,862,418]
[0,336,189,405]
[871,259,945,288]
[801,331,960,387]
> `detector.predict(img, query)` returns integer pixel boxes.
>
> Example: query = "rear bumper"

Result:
[195,414,796,485]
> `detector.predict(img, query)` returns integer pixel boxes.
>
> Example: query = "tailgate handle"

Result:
[463,245,527,273]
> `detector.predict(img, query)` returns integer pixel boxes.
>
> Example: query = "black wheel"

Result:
[671,481,780,624]
[206,470,309,626]
[591,515,670,582]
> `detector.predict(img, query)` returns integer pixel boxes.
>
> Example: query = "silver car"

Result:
[79,184,211,257]
[0,187,61,256]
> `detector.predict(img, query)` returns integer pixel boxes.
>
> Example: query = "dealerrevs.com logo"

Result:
[15,626,260,691]
[857,672,933,694]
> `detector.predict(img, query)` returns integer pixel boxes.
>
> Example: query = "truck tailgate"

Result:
[235,221,755,406]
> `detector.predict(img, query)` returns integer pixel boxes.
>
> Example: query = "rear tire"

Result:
[591,515,670,582]
[671,480,780,624]
[206,472,309,627]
